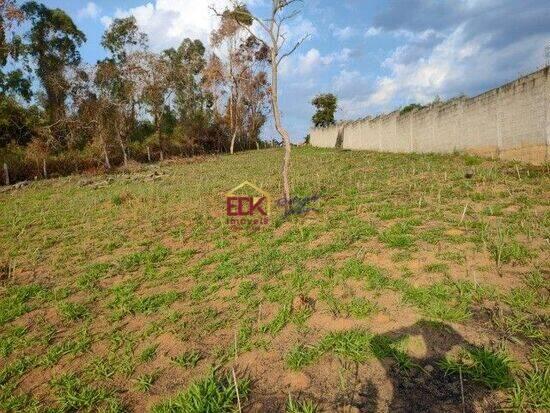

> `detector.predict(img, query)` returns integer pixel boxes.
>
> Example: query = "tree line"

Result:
[0,0,276,183]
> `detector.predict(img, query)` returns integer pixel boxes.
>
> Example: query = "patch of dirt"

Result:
[283,371,311,391]
[445,228,465,237]
[308,312,367,331]
[309,232,333,248]
[17,367,54,404]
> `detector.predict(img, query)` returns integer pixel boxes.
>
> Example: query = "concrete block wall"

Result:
[310,126,339,148]
[310,66,549,164]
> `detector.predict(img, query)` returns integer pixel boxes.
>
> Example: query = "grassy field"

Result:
[0,147,548,412]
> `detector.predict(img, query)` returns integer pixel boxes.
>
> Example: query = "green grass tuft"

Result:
[343,297,379,319]
[286,395,319,413]
[134,373,157,392]
[139,344,159,362]
[0,326,27,358]
[379,222,416,249]
[440,347,515,389]
[51,373,124,412]
[0,284,44,326]
[171,350,202,368]
[151,370,250,413]
[260,304,292,335]
[58,301,90,321]
[370,335,413,371]
[509,365,550,411]
[286,344,321,371]
[397,281,473,322]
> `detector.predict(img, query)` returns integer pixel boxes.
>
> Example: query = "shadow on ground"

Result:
[354,320,496,413]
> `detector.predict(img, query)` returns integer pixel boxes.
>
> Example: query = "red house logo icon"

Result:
[225,181,271,226]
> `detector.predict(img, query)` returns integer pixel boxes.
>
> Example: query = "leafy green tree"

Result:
[0,0,31,99]
[101,16,148,62]
[99,16,148,124]
[21,1,86,136]
[0,96,41,146]
[311,93,337,127]
[164,38,208,123]
[0,1,36,149]
[210,6,251,154]
[400,103,424,114]
[164,39,218,154]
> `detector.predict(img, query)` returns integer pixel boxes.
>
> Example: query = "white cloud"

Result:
[281,15,317,44]
[102,0,316,53]
[349,24,545,116]
[365,26,442,41]
[292,47,352,75]
[296,48,322,74]
[364,26,382,37]
[78,2,101,19]
[370,25,485,105]
[100,15,113,27]
[333,69,364,91]
[332,25,357,40]
[102,0,235,50]
[332,70,375,118]
[392,28,443,42]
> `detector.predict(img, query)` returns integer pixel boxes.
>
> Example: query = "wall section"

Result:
[310,66,549,164]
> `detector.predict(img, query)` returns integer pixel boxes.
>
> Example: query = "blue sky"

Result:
[39,0,550,142]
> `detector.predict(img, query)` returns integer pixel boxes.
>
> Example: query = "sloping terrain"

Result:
[0,147,548,412]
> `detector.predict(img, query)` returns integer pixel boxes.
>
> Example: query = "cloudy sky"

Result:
[42,0,550,141]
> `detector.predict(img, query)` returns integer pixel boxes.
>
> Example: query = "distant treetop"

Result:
[311,93,337,128]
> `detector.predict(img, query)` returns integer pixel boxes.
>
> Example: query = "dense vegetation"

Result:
[0,1,271,183]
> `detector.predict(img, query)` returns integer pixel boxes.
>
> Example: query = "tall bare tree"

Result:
[94,58,140,166]
[211,8,257,155]
[221,0,308,207]
[140,52,172,160]
[242,69,269,150]
[210,11,269,154]
[99,17,149,165]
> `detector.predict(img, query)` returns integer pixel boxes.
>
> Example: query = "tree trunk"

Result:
[122,148,128,166]
[117,130,128,166]
[229,93,233,154]
[156,111,164,161]
[231,91,241,154]
[103,147,111,170]
[230,128,238,155]
[229,42,236,155]
[270,51,291,209]
[3,163,9,186]
[100,133,111,170]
